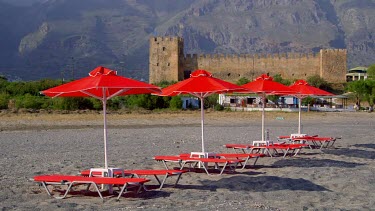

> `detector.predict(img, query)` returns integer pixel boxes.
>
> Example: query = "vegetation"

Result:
[0,78,180,111]
[346,79,375,111]
[1,65,375,112]
[367,64,375,80]
[273,74,292,86]
[236,77,250,85]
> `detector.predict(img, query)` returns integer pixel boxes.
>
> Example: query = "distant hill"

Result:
[0,0,374,81]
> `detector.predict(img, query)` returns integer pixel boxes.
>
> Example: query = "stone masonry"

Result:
[149,36,347,84]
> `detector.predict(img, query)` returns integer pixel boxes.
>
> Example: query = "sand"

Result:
[0,110,374,210]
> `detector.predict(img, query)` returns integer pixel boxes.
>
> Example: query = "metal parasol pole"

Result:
[261,93,265,142]
[298,97,302,134]
[103,88,108,169]
[200,96,205,154]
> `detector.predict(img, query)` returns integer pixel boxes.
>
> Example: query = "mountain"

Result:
[0,0,374,81]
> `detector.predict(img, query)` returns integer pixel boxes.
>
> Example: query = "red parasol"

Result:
[241,74,295,142]
[42,66,161,169]
[158,69,249,154]
[289,79,334,134]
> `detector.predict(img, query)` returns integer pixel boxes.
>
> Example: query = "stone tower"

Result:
[320,49,347,83]
[149,37,184,84]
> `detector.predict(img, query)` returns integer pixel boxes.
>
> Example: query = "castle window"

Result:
[292,73,294,76]
[167,63,170,66]
[156,63,159,66]
[154,38,157,41]
[162,47,166,51]
[227,73,231,77]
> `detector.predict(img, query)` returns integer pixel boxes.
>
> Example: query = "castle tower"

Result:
[149,37,184,84]
[320,49,347,83]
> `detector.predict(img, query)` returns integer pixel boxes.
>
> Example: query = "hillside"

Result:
[0,0,374,81]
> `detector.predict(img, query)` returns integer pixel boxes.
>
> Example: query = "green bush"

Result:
[0,93,10,109]
[13,94,44,109]
[50,97,94,110]
[169,96,182,110]
[205,94,219,108]
[214,104,224,111]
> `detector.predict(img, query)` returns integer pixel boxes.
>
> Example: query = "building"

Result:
[149,36,347,84]
[346,66,368,82]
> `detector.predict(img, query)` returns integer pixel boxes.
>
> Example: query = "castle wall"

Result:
[149,36,347,84]
[187,53,321,82]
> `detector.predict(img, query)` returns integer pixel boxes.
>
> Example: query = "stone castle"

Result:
[149,37,347,84]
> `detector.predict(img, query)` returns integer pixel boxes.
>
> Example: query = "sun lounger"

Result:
[153,155,184,170]
[292,136,338,149]
[33,174,150,200]
[81,169,186,190]
[223,144,253,153]
[224,143,307,158]
[215,153,265,169]
[252,143,307,158]
[154,155,244,175]
[277,134,318,142]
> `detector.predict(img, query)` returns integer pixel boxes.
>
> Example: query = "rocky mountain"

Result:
[0,0,374,81]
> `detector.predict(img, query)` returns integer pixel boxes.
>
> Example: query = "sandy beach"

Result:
[0,110,374,210]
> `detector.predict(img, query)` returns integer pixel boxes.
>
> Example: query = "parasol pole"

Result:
[298,96,302,134]
[261,92,265,142]
[103,88,108,170]
[200,96,205,154]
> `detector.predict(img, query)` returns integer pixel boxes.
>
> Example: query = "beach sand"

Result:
[0,110,374,210]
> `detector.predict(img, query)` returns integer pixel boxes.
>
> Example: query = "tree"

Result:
[367,64,375,80]
[307,75,329,89]
[364,80,375,111]
[273,74,292,86]
[236,77,250,85]
[346,80,367,108]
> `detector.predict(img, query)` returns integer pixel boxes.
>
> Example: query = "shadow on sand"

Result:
[179,175,331,192]
[322,148,375,159]
[272,157,365,168]
[351,143,375,149]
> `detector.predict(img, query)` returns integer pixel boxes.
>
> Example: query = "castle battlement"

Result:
[151,36,183,42]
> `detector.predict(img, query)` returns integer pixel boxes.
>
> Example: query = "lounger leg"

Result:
[54,183,74,200]
[267,149,273,157]
[329,139,336,148]
[252,156,259,166]
[159,174,168,190]
[219,162,229,175]
[90,182,104,200]
[201,162,210,175]
[293,148,301,156]
[40,182,52,197]
[241,156,250,170]
[162,161,169,170]
[283,149,289,158]
[174,173,182,187]
[117,183,128,200]
[137,184,143,193]
[180,161,187,170]
[154,175,161,185]
[86,183,91,192]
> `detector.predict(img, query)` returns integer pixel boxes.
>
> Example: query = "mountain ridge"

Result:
[0,0,374,81]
